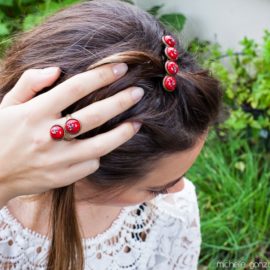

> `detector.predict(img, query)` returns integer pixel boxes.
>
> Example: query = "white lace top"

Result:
[0,177,201,270]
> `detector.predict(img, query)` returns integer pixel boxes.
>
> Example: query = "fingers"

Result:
[0,67,61,109]
[63,121,141,163]
[34,63,128,116]
[54,86,144,138]
[57,159,100,187]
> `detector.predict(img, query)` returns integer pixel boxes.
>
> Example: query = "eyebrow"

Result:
[147,174,186,190]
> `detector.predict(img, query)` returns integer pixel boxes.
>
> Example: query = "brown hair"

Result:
[0,0,224,269]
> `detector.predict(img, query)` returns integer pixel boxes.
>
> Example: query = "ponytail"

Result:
[47,185,84,270]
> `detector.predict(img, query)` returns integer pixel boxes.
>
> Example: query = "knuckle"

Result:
[46,172,59,187]
[22,69,36,81]
[96,68,113,83]
[121,122,134,138]
[86,111,102,127]
[117,95,129,111]
[30,133,51,152]
[91,140,106,157]
[69,79,86,99]
[92,159,100,171]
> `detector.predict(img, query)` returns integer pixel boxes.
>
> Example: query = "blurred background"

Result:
[0,0,269,269]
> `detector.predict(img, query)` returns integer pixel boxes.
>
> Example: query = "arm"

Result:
[0,64,143,207]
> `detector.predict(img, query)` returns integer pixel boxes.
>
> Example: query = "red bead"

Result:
[163,76,177,92]
[165,47,179,61]
[65,118,81,134]
[50,125,64,140]
[165,61,179,75]
[162,35,176,47]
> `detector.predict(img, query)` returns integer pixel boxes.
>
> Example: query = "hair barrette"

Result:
[162,35,179,92]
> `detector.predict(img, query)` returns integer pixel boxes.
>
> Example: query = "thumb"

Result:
[0,67,61,108]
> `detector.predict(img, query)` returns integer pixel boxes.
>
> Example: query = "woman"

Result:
[0,0,224,269]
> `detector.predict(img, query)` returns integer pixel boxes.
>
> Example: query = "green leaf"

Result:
[226,87,235,99]
[19,0,37,4]
[22,14,45,31]
[159,13,186,32]
[0,10,6,20]
[147,5,164,17]
[0,23,10,36]
[0,0,13,6]
[120,0,134,4]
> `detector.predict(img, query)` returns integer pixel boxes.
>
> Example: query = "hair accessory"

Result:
[162,35,179,92]
[162,35,176,47]
[163,75,177,92]
[165,61,179,75]
[165,47,179,61]
[50,114,81,141]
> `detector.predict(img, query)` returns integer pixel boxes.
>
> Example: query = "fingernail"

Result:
[41,67,59,74]
[133,121,142,132]
[131,87,144,102]
[112,63,128,77]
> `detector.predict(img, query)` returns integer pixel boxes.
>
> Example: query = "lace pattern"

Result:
[0,178,201,269]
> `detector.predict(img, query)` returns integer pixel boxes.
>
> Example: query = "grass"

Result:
[187,129,270,270]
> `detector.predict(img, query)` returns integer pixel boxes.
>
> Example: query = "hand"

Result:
[0,63,144,207]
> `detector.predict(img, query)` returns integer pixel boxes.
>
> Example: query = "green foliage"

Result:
[159,13,186,32]
[0,0,81,56]
[146,4,186,32]
[188,30,270,151]
[188,34,270,267]
[0,0,186,57]
[0,0,13,7]
[22,0,81,31]
[188,130,270,269]
[0,1,268,269]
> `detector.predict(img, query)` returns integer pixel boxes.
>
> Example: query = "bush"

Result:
[0,0,82,56]
[188,33,270,268]
[188,30,270,152]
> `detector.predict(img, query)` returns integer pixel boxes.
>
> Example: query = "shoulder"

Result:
[147,177,200,222]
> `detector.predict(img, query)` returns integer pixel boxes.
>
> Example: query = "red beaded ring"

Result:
[50,125,65,140]
[65,114,81,135]
[162,35,179,92]
[50,114,81,141]
[62,114,81,141]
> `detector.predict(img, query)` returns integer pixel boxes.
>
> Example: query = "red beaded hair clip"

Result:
[162,35,179,92]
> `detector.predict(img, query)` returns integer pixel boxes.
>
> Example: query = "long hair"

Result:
[0,0,224,269]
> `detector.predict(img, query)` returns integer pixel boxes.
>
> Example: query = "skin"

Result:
[0,63,144,208]
[1,63,207,239]
[6,136,206,239]
[74,135,206,238]
[74,134,207,207]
